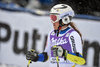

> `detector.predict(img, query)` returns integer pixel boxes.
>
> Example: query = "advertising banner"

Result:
[0,10,100,67]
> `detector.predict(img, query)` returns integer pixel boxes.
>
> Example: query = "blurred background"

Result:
[0,0,100,16]
[0,0,100,67]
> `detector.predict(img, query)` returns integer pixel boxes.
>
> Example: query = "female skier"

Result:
[26,4,85,67]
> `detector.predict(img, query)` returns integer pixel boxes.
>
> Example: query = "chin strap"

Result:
[54,27,61,37]
[56,26,61,37]
[55,19,66,37]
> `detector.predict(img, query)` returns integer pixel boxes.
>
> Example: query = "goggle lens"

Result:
[50,15,57,22]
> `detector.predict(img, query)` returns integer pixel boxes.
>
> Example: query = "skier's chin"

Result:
[54,28,57,30]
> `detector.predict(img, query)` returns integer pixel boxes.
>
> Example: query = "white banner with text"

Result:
[0,10,100,67]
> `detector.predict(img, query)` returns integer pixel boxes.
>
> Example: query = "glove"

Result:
[26,49,38,62]
[51,45,67,57]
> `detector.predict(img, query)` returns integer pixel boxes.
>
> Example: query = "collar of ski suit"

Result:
[59,27,70,34]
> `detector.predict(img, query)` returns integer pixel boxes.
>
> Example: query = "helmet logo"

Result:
[54,5,67,10]
[56,9,59,12]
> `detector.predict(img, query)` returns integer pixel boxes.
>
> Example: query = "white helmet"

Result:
[50,4,75,24]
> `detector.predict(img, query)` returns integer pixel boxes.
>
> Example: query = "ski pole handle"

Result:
[26,49,35,67]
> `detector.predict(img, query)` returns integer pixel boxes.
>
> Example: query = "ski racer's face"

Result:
[53,21,59,30]
[50,14,60,30]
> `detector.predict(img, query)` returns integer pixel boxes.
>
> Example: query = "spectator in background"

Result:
[13,0,29,7]
[38,0,58,10]
[0,0,13,3]
[26,0,58,10]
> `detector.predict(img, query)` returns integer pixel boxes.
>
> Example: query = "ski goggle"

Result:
[50,15,60,23]
[50,11,74,23]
